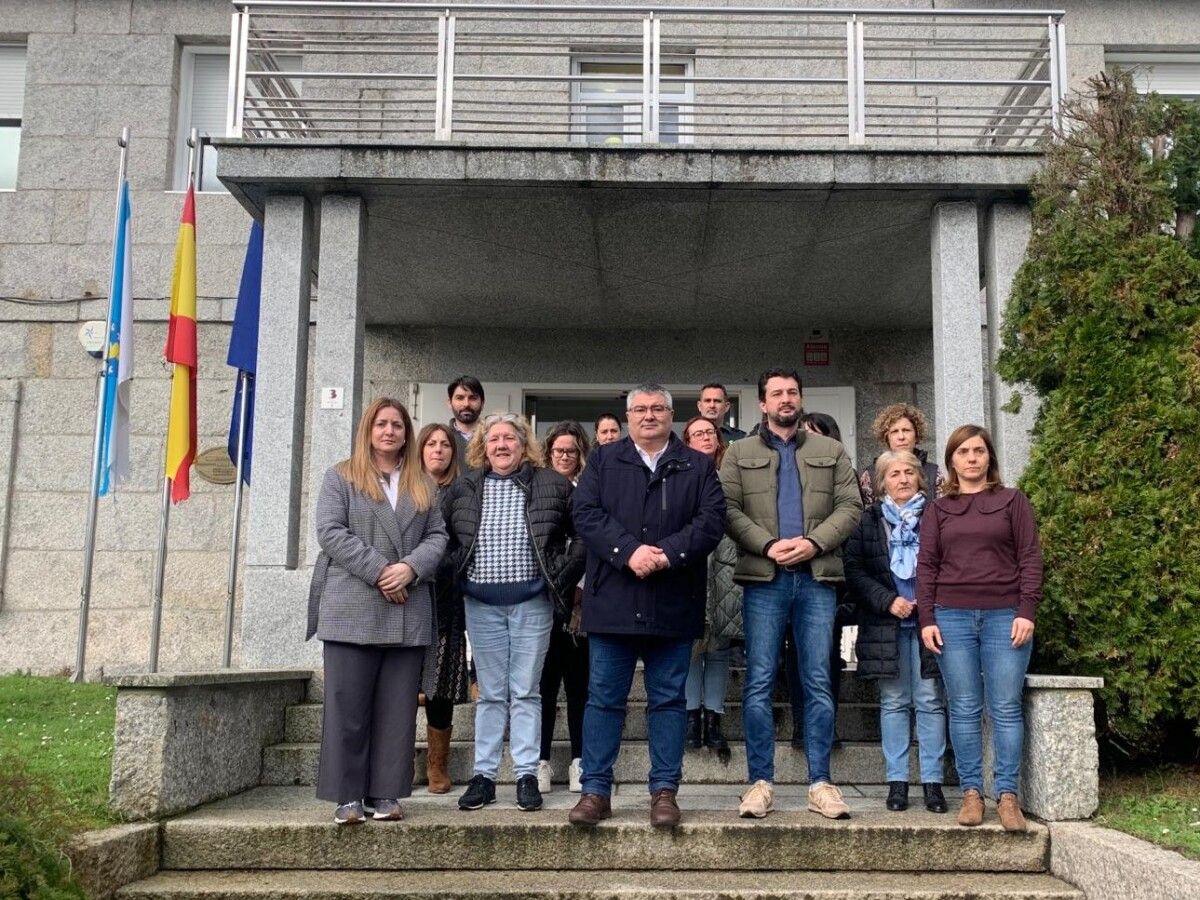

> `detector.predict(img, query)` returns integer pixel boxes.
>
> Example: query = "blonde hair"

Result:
[465,413,544,471]
[874,449,928,499]
[872,403,930,447]
[335,397,435,511]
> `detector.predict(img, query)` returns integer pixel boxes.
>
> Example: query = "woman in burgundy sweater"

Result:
[917,425,1042,833]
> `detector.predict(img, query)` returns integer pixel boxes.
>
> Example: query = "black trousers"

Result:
[783,625,844,736]
[426,696,454,731]
[539,626,589,760]
[316,641,423,804]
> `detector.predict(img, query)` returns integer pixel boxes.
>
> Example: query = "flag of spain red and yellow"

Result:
[164,185,197,503]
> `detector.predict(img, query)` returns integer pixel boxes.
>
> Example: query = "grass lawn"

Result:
[1097,763,1200,860]
[0,673,120,829]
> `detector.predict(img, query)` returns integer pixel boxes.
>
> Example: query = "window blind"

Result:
[0,45,27,119]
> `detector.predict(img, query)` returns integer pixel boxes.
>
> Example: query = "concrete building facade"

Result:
[0,0,1197,675]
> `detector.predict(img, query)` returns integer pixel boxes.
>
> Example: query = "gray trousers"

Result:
[316,641,424,803]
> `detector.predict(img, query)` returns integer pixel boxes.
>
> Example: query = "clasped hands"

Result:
[627,544,670,579]
[377,561,416,603]
[766,536,818,567]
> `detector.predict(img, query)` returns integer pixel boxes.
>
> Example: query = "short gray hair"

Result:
[873,449,927,498]
[626,383,673,411]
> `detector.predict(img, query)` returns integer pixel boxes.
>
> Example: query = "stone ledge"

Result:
[1025,675,1105,690]
[1050,822,1200,900]
[104,668,313,689]
[67,822,160,900]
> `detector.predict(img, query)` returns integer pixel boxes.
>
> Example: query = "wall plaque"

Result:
[195,446,238,485]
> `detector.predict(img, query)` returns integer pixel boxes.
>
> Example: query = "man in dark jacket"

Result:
[567,384,726,828]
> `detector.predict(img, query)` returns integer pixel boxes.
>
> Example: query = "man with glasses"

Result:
[568,384,726,828]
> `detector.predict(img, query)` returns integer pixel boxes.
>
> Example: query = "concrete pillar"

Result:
[306,195,367,565]
[985,202,1039,482]
[240,195,316,668]
[930,201,986,455]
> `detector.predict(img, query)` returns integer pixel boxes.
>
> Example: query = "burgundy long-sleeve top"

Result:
[916,486,1043,628]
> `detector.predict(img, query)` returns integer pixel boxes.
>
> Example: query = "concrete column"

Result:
[930,201,986,455]
[985,202,1039,482]
[306,195,367,565]
[240,196,317,669]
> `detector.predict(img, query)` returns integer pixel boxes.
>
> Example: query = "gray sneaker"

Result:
[334,800,365,825]
[371,798,403,821]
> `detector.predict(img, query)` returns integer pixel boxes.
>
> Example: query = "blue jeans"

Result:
[742,570,836,784]
[685,645,732,713]
[878,625,946,784]
[581,634,692,797]
[464,595,553,780]
[934,606,1032,798]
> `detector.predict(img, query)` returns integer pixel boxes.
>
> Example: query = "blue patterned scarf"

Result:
[881,493,926,582]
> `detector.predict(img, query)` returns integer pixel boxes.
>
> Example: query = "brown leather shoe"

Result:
[650,788,681,827]
[958,789,984,827]
[568,793,612,827]
[425,726,452,794]
[997,792,1027,832]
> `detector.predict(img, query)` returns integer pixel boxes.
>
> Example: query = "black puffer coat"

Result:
[843,502,939,681]
[442,462,585,617]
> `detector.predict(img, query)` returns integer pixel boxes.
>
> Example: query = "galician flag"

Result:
[164,184,197,504]
[98,179,134,496]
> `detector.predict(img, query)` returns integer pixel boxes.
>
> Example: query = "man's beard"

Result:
[768,408,800,429]
[456,407,479,425]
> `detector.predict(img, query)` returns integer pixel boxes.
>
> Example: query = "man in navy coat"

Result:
[567,383,726,827]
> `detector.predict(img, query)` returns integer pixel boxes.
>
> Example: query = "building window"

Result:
[0,45,27,190]
[572,56,693,145]
[1107,52,1200,99]
[176,48,231,191]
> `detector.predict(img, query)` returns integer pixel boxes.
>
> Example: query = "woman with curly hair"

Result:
[860,403,944,505]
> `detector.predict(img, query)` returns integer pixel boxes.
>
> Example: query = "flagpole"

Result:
[147,131,198,673]
[223,370,250,667]
[75,126,131,684]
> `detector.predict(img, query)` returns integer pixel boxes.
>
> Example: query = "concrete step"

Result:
[261,740,957,787]
[156,787,1046,874]
[284,702,884,744]
[305,668,881,705]
[119,869,1082,900]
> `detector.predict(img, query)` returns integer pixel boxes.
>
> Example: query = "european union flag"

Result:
[227,219,262,484]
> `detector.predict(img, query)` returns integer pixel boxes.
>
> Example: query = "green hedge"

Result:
[998,72,1200,753]
[0,756,86,899]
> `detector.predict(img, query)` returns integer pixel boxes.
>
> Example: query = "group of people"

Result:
[307,371,1043,835]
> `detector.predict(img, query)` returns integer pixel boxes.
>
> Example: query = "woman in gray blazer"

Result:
[308,397,448,825]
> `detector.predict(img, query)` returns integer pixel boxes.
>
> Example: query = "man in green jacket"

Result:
[718,368,862,821]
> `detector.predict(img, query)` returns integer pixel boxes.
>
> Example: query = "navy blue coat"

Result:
[571,434,726,640]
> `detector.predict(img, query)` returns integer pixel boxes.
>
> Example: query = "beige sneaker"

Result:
[738,779,775,818]
[807,781,851,820]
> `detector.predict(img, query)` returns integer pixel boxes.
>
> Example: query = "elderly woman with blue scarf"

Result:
[844,449,947,814]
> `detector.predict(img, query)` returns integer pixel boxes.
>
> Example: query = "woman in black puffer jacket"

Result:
[844,449,947,815]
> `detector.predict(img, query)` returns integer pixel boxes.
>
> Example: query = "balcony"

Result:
[224,1,1067,151]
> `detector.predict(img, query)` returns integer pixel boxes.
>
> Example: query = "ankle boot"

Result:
[885,781,909,811]
[426,726,452,794]
[703,709,729,752]
[686,709,703,749]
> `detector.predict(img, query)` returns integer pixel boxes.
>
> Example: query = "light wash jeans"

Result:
[463,595,553,780]
[685,646,732,713]
[934,605,1032,798]
[742,570,836,784]
[878,625,946,784]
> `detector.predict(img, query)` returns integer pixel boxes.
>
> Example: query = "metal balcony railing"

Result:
[225,1,1067,150]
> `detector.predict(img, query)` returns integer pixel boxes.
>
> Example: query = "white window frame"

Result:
[571,54,694,146]
[174,45,231,192]
[1107,52,1200,100]
[0,43,27,192]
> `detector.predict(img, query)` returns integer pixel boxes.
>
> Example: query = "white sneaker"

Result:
[568,758,583,793]
[537,759,554,794]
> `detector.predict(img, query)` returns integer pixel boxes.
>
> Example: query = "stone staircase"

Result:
[115,668,1084,900]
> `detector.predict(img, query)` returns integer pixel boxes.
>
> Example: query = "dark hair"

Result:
[801,411,842,443]
[942,424,1003,497]
[447,376,485,402]
[757,368,803,401]
[699,382,729,399]
[594,412,621,432]
[416,422,461,488]
[542,420,591,479]
[682,414,728,468]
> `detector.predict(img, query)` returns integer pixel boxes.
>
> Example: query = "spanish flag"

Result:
[164,185,197,503]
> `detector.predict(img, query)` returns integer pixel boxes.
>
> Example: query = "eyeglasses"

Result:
[687,429,718,440]
[629,405,671,417]
[550,448,580,458]
[483,413,519,426]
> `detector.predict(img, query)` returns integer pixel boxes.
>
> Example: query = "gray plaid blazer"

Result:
[307,467,449,666]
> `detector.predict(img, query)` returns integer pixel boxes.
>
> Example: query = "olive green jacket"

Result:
[718,429,863,583]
